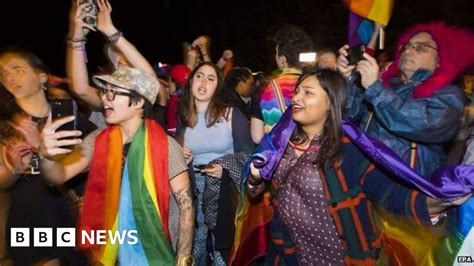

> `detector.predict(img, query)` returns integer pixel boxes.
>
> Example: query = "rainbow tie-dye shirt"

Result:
[259,68,301,133]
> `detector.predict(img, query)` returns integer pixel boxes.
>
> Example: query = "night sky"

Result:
[0,0,473,76]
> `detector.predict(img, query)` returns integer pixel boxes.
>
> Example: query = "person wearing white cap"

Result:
[38,67,195,265]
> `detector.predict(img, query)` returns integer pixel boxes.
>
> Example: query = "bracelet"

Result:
[66,35,87,43]
[66,40,86,51]
[107,31,123,44]
[175,255,194,266]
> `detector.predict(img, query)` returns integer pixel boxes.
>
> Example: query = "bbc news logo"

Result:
[11,228,138,247]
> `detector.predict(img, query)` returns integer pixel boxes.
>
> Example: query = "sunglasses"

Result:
[399,42,438,53]
[99,88,132,101]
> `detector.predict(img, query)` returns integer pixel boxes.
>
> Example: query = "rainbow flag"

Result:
[343,0,394,26]
[80,120,174,265]
[343,0,394,46]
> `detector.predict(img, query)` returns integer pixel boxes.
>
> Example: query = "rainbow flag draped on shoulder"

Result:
[230,110,474,265]
[79,119,174,265]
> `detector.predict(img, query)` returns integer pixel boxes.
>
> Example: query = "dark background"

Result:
[0,0,472,76]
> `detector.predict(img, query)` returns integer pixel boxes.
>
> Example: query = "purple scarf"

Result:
[252,109,474,200]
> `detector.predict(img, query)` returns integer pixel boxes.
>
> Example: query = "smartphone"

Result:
[299,52,317,63]
[79,0,97,27]
[194,164,209,170]
[346,44,365,65]
[51,99,79,144]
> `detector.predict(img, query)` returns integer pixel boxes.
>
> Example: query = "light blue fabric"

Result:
[118,163,148,266]
[184,111,234,165]
[344,69,466,176]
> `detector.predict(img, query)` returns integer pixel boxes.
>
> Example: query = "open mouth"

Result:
[104,107,114,117]
[292,103,304,113]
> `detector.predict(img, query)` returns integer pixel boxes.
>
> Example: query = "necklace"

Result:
[289,141,320,152]
[30,105,51,129]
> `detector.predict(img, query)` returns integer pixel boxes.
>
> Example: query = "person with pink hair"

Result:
[338,22,474,176]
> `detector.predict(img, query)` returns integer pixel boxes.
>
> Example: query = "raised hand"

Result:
[39,116,82,159]
[356,53,380,89]
[337,45,356,78]
[68,0,97,39]
[192,36,210,50]
[96,0,117,36]
[222,50,233,60]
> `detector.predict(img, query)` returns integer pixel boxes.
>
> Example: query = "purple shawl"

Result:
[252,109,474,200]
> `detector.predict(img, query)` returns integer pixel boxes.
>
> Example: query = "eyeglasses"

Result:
[99,88,132,101]
[399,42,438,53]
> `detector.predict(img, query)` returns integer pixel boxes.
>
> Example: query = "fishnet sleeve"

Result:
[80,129,101,162]
[167,136,188,180]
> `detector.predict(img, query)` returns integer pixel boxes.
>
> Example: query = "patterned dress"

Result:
[273,138,345,265]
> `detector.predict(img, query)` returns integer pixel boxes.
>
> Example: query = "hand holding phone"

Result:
[346,44,365,65]
[194,164,210,172]
[51,99,81,148]
[79,0,97,27]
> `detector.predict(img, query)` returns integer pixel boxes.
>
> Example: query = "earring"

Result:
[41,84,47,91]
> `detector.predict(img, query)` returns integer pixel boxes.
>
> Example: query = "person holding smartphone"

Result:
[0,47,88,265]
[39,67,195,265]
[66,0,166,128]
[337,22,473,177]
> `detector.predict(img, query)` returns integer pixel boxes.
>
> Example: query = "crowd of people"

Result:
[0,0,473,265]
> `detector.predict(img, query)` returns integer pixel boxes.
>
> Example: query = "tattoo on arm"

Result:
[173,186,195,256]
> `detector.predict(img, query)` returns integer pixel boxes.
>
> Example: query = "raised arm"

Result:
[66,0,102,110]
[356,54,465,142]
[192,36,212,63]
[96,0,156,78]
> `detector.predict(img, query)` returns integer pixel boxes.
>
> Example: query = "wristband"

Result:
[107,31,123,44]
[66,35,87,43]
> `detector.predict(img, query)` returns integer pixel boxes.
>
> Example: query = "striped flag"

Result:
[343,0,394,46]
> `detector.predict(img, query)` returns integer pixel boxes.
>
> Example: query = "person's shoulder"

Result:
[340,136,369,164]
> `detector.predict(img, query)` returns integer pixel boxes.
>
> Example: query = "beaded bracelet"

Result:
[107,31,123,44]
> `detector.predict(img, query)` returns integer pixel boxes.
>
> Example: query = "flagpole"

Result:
[379,26,385,50]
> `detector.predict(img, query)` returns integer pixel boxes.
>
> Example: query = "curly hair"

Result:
[274,25,314,68]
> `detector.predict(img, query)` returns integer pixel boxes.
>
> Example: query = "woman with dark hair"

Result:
[237,68,470,265]
[0,47,81,265]
[177,62,254,265]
